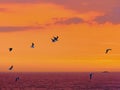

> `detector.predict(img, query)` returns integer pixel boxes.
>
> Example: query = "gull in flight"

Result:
[9,65,13,70]
[15,77,20,82]
[51,36,59,42]
[9,48,13,52]
[31,43,35,48]
[105,49,112,54]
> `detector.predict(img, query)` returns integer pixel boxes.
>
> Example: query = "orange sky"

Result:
[0,0,120,72]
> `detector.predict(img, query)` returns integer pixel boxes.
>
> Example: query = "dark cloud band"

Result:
[0,26,43,32]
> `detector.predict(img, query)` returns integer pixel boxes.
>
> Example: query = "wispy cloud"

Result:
[0,0,120,24]
[0,0,39,3]
[0,0,119,12]
[0,26,43,32]
[0,8,8,12]
[0,17,83,32]
[95,7,120,24]
[54,17,84,25]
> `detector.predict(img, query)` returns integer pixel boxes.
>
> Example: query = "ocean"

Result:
[0,72,120,90]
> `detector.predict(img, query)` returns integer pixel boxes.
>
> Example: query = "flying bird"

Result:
[51,36,59,42]
[15,77,20,82]
[51,38,56,42]
[31,43,35,48]
[105,49,112,54]
[9,48,13,52]
[9,65,13,70]
[54,36,59,41]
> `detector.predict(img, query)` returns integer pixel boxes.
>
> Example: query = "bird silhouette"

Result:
[89,73,93,80]
[9,65,13,70]
[54,36,59,41]
[31,43,35,48]
[15,77,20,82]
[51,38,56,42]
[105,49,112,54]
[51,36,59,42]
[9,48,13,52]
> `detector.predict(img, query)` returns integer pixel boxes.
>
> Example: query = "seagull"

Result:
[9,48,13,52]
[51,36,59,42]
[54,36,59,41]
[89,73,93,80]
[51,38,56,42]
[105,49,112,54]
[9,65,13,70]
[31,43,35,48]
[15,77,20,82]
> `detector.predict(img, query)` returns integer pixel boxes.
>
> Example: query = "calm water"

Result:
[0,72,120,90]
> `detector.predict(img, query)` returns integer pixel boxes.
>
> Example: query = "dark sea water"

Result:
[0,72,120,90]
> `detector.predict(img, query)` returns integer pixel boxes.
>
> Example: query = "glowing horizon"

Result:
[0,0,120,72]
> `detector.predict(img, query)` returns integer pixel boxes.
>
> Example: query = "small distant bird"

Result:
[54,36,59,41]
[9,65,13,70]
[89,73,93,80]
[9,48,13,52]
[15,77,20,82]
[31,43,35,48]
[105,49,112,54]
[51,36,59,42]
[51,38,56,42]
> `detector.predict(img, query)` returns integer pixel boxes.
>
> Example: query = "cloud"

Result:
[0,17,83,32]
[54,17,84,25]
[95,7,120,24]
[0,0,39,3]
[0,0,120,24]
[0,8,8,12]
[0,26,43,32]
[43,0,120,13]
[0,0,119,13]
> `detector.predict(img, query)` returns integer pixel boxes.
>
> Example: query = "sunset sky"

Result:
[0,0,120,72]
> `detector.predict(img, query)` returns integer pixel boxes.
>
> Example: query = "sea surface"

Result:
[0,72,120,90]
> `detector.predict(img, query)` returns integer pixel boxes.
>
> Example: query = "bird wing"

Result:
[10,66,13,69]
[105,49,108,54]
[105,49,112,54]
[32,43,34,46]
[56,36,59,39]
[9,48,12,51]
[51,38,55,42]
